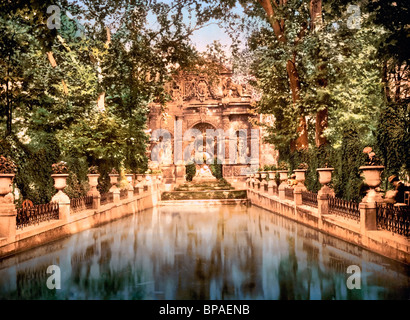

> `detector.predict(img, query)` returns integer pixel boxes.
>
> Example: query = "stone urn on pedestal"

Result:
[260,171,267,192]
[294,169,307,192]
[277,169,289,200]
[109,169,120,203]
[125,173,134,196]
[51,174,70,199]
[0,156,17,239]
[0,173,15,204]
[317,167,335,197]
[360,147,384,204]
[50,161,70,221]
[359,166,385,203]
[87,166,100,198]
[135,174,144,194]
[109,173,119,193]
[267,170,277,195]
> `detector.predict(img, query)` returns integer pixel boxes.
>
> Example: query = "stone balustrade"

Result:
[245,167,410,264]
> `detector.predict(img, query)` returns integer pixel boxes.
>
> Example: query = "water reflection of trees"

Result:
[0,206,409,299]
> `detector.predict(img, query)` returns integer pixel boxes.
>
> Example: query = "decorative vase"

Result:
[359,165,384,203]
[294,169,307,184]
[0,173,15,203]
[51,174,69,191]
[87,174,100,196]
[277,170,288,182]
[317,168,334,186]
[125,174,134,186]
[267,171,276,180]
[109,174,119,192]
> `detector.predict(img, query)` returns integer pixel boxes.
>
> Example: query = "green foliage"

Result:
[333,128,367,202]
[210,157,223,179]
[185,163,196,182]
[376,102,410,189]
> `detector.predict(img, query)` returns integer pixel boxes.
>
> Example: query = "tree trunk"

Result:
[5,54,12,137]
[258,0,309,151]
[286,58,308,150]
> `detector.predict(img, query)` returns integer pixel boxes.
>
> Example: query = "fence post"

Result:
[109,174,120,204]
[51,174,70,221]
[294,187,302,205]
[87,174,100,210]
[0,174,17,241]
[359,202,377,234]
[317,193,329,218]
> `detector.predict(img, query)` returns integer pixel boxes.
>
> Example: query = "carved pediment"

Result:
[167,71,249,104]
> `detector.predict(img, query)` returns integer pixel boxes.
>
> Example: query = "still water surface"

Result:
[0,205,409,300]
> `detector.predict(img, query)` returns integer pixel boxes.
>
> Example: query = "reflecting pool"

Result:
[0,205,409,300]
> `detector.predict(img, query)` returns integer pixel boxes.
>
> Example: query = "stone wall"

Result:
[247,188,410,265]
[0,189,160,259]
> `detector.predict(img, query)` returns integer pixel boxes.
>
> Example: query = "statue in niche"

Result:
[192,146,216,182]
[162,139,173,165]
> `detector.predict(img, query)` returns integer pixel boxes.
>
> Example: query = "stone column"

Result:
[317,191,330,218]
[145,174,152,193]
[294,187,302,205]
[359,202,377,233]
[125,174,134,199]
[87,174,100,209]
[294,169,307,191]
[267,171,276,196]
[51,174,70,221]
[109,174,120,204]
[278,170,288,200]
[135,174,144,194]
[0,174,17,241]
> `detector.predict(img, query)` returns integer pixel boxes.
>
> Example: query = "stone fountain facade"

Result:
[147,68,278,184]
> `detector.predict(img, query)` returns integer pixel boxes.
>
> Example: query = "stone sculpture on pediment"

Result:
[222,77,243,98]
[196,80,209,102]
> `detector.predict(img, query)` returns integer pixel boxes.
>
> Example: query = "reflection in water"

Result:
[0,205,409,300]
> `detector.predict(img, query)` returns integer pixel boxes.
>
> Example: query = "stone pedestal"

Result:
[0,174,17,240]
[278,171,288,200]
[360,166,385,204]
[317,190,331,218]
[125,174,134,196]
[175,164,186,184]
[0,204,17,241]
[109,174,120,204]
[51,174,70,221]
[294,169,307,192]
[359,202,377,233]
[87,174,100,209]
[294,187,302,205]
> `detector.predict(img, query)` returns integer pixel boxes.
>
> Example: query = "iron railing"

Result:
[70,195,93,213]
[302,191,318,208]
[376,203,410,237]
[100,192,113,205]
[285,188,294,200]
[16,202,59,229]
[328,197,360,222]
[120,189,128,199]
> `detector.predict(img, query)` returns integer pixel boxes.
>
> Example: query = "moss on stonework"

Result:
[161,180,245,200]
[161,190,247,201]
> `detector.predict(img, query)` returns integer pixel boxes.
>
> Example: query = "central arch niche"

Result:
[190,122,221,164]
